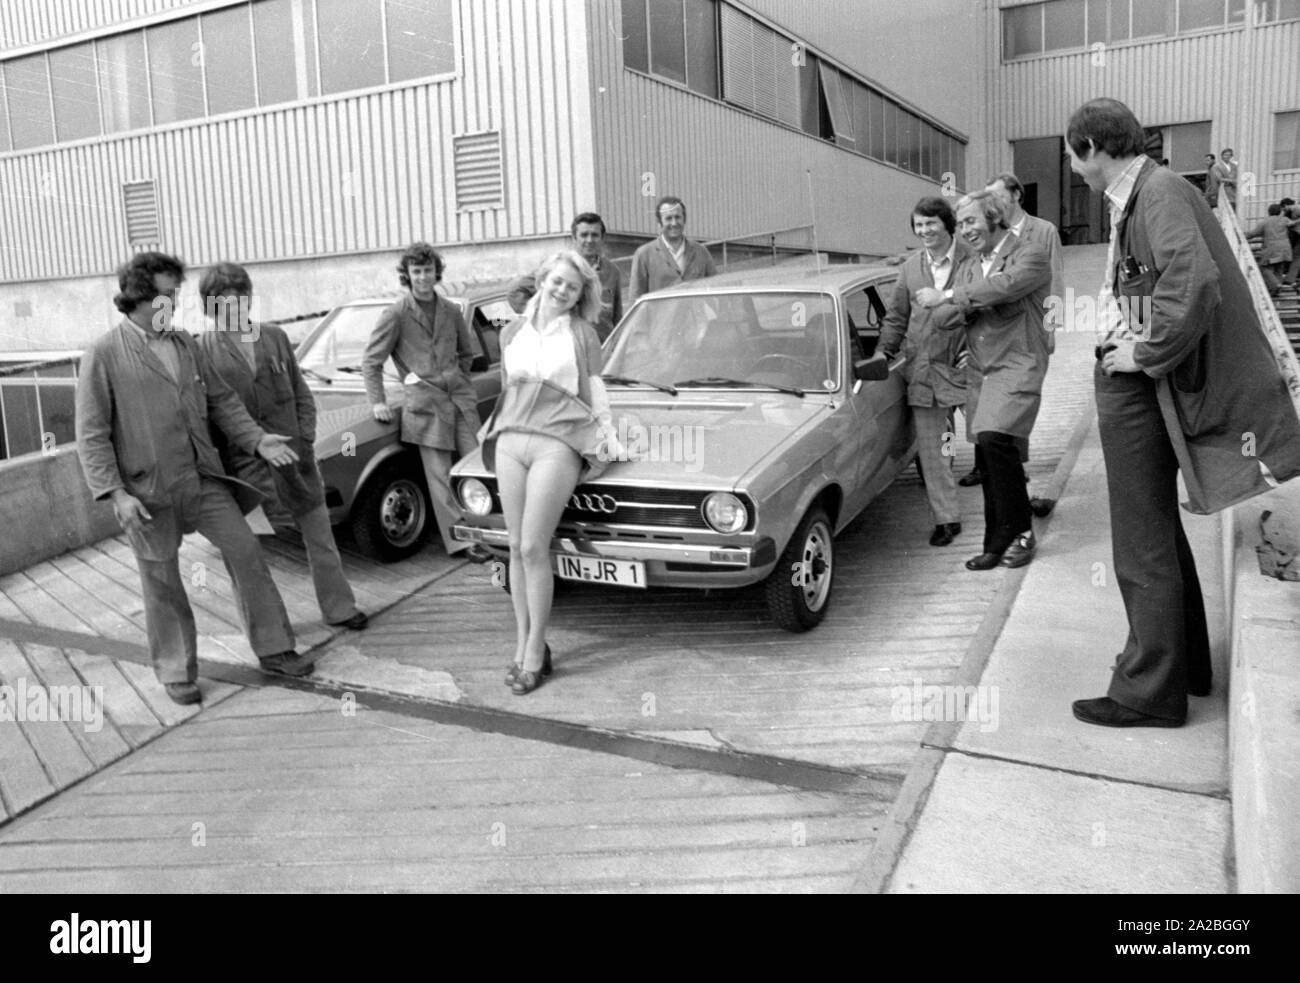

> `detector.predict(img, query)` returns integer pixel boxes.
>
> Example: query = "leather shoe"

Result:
[957,469,984,487]
[965,551,1003,570]
[1029,497,1056,518]
[164,681,201,705]
[259,650,316,678]
[328,611,369,630]
[929,522,961,546]
[1072,696,1183,728]
[506,645,551,686]
[1000,531,1036,568]
[464,544,494,565]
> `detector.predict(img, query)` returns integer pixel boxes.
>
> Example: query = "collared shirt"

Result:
[1097,154,1149,345]
[1009,215,1027,238]
[979,232,1011,276]
[124,316,185,384]
[503,306,580,395]
[926,240,957,288]
[663,236,686,271]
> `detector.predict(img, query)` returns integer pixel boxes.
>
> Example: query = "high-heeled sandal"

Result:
[505,645,551,687]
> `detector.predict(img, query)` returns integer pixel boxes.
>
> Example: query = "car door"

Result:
[465,294,512,420]
[841,279,911,512]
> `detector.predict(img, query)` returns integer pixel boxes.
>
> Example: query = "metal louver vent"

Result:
[122,180,160,245]
[453,131,504,211]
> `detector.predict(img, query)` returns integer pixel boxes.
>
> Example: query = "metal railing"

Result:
[0,353,81,461]
[1218,202,1300,416]
[610,224,820,280]
[1235,177,1300,226]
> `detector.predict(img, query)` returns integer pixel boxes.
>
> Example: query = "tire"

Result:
[349,461,430,562]
[764,506,834,632]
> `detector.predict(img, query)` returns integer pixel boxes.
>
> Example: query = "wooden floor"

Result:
[0,308,1098,890]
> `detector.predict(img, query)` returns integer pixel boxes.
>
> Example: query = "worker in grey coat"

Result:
[197,261,367,631]
[75,252,314,706]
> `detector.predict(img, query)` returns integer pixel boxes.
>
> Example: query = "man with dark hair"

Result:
[917,191,1052,572]
[363,242,483,558]
[879,196,972,547]
[628,196,716,302]
[197,261,368,632]
[507,212,624,339]
[1209,147,1238,211]
[76,252,314,706]
[1245,203,1296,296]
[1065,98,1300,728]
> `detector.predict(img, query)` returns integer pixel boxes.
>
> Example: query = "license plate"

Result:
[554,554,646,589]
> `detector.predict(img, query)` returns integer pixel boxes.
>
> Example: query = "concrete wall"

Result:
[0,446,118,577]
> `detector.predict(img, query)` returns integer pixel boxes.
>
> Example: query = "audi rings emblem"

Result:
[570,493,618,514]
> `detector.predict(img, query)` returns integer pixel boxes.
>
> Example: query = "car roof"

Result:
[644,263,898,297]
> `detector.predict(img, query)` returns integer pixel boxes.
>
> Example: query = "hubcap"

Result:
[380,480,425,547]
[797,520,833,612]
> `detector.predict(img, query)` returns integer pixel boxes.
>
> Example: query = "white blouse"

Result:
[503,310,580,396]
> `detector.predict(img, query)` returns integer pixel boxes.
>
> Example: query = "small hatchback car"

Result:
[296,283,515,561]
[450,265,915,631]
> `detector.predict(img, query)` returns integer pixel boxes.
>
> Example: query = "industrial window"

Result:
[97,32,151,133]
[49,46,101,142]
[1275,111,1300,172]
[123,180,161,245]
[387,0,457,82]
[453,131,504,211]
[1258,0,1300,20]
[0,0,458,152]
[201,3,256,116]
[622,0,719,98]
[252,0,319,106]
[1004,0,1245,59]
[3,55,55,151]
[147,17,206,125]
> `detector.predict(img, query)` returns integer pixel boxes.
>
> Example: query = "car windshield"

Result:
[603,291,841,393]
[298,298,474,373]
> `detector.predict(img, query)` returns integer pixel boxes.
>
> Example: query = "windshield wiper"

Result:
[601,374,678,396]
[673,376,805,397]
[301,367,333,384]
[335,365,363,373]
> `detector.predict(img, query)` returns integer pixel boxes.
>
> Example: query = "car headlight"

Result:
[459,478,493,516]
[703,492,747,533]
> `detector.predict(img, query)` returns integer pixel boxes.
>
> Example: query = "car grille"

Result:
[468,478,753,532]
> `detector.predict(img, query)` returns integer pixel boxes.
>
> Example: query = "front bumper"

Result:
[451,523,779,586]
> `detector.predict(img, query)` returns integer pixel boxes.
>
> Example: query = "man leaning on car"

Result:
[362,242,487,560]
[879,196,971,548]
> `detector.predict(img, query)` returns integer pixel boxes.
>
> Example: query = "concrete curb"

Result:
[1226,481,1300,892]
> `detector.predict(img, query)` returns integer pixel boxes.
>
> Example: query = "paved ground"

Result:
[2,245,1207,893]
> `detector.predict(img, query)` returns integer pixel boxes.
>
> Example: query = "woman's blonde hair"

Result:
[535,249,603,324]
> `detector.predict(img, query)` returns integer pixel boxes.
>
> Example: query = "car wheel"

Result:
[350,461,429,562]
[764,506,834,632]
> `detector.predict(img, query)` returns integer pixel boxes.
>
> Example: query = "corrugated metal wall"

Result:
[0,0,594,282]
[586,0,953,256]
[0,0,204,50]
[989,4,1300,193]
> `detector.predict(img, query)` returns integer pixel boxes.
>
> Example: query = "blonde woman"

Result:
[483,250,626,695]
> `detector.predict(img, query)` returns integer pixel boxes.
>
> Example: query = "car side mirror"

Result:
[853,355,890,382]
[470,354,490,373]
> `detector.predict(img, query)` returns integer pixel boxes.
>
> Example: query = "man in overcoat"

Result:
[628,196,717,302]
[1066,98,1300,728]
[76,252,314,706]
[197,261,367,630]
[880,196,972,548]
[363,242,482,557]
[917,192,1052,572]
